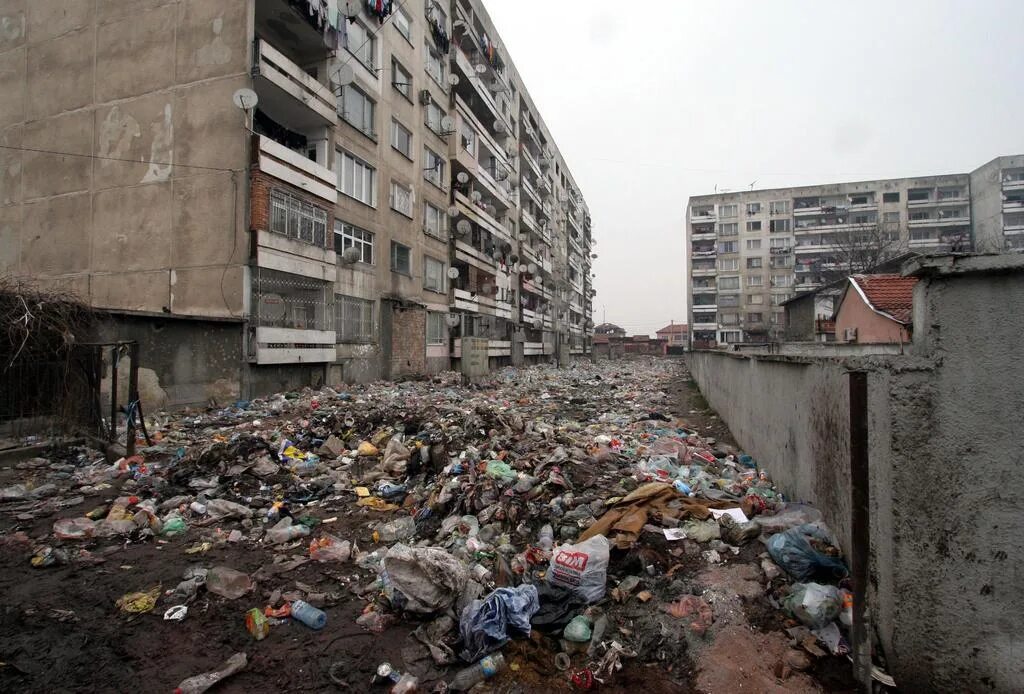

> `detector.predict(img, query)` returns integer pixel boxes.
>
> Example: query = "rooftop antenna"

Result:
[749,180,758,190]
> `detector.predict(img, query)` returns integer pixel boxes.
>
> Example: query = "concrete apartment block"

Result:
[685,157,1023,347]
[0,0,594,406]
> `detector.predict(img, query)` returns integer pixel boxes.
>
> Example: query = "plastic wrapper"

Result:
[784,582,841,629]
[459,584,540,661]
[766,525,848,582]
[382,543,468,613]
[548,534,609,604]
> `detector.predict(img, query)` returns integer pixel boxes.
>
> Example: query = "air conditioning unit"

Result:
[843,327,858,342]
[418,89,432,105]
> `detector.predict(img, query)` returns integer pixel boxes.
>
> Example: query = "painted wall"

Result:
[688,254,1024,692]
[834,290,910,344]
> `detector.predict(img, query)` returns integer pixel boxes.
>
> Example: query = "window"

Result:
[393,6,412,42]
[425,40,446,85]
[335,295,375,343]
[269,189,328,248]
[334,221,374,264]
[850,194,871,205]
[746,239,762,250]
[425,100,444,134]
[770,236,790,248]
[910,229,937,241]
[459,120,476,153]
[391,119,412,158]
[423,147,444,187]
[770,255,792,268]
[718,204,738,217]
[747,294,765,305]
[718,241,738,254]
[336,150,376,206]
[390,241,412,274]
[424,255,446,292]
[746,202,762,215]
[392,59,412,99]
[720,313,739,326]
[769,200,790,214]
[746,312,764,323]
[718,222,738,237]
[424,201,446,239]
[883,211,900,223]
[746,257,763,269]
[937,188,963,200]
[390,181,413,217]
[770,293,791,305]
[746,221,762,231]
[719,295,739,307]
[908,189,930,202]
[882,192,900,203]
[427,311,446,345]
[718,276,740,290]
[771,274,793,288]
[721,330,742,343]
[746,275,764,287]
[718,258,738,271]
[770,219,791,233]
[909,210,930,221]
[340,85,375,137]
[345,21,375,71]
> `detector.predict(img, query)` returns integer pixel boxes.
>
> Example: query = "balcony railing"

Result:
[253,38,336,127]
[255,135,336,203]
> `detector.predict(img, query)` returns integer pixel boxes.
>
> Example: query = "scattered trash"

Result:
[290,599,326,629]
[115,586,161,613]
[164,605,189,621]
[174,652,247,694]
[245,607,269,640]
[459,584,540,660]
[206,567,252,600]
[548,535,610,603]
[767,526,848,582]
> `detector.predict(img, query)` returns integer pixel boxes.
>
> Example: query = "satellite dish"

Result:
[481,283,493,294]
[492,120,507,135]
[470,191,482,202]
[446,267,460,279]
[591,253,598,259]
[518,264,527,272]
[509,254,519,264]
[232,88,258,111]
[340,246,361,263]
[456,219,472,235]
[446,205,458,217]
[333,63,355,87]
[258,293,286,321]
[532,317,543,328]
[474,64,487,75]
[440,115,454,131]
[445,313,462,328]
[447,74,460,86]
[456,172,470,184]
[527,263,537,274]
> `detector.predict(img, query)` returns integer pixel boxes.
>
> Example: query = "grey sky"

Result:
[485,0,1024,335]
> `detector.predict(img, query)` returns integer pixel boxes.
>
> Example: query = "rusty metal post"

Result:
[849,370,871,689]
[109,346,118,444]
[126,342,139,456]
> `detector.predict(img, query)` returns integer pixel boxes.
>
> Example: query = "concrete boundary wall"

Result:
[688,254,1024,693]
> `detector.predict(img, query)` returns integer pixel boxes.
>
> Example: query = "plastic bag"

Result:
[382,543,468,613]
[784,582,841,628]
[531,583,588,633]
[548,534,609,604]
[766,525,848,582]
[375,516,416,544]
[309,533,351,562]
[381,437,411,476]
[53,517,96,540]
[459,584,540,661]
[756,503,823,535]
[485,460,517,483]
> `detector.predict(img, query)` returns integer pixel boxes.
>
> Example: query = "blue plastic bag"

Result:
[459,584,540,661]
[767,524,848,582]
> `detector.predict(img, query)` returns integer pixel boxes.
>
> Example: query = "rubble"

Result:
[0,358,864,690]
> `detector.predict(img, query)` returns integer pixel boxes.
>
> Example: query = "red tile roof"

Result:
[850,274,919,324]
[656,324,689,334]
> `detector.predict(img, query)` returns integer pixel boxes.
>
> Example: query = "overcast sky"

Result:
[485,0,1024,335]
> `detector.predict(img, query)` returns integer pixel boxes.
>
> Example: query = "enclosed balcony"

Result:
[252,38,336,131]
[249,267,335,365]
[255,0,339,64]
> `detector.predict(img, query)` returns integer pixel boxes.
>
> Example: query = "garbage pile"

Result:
[0,358,867,690]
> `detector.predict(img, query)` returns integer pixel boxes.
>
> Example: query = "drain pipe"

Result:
[848,370,872,689]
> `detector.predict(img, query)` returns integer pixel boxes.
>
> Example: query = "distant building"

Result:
[594,323,627,337]
[656,323,689,354]
[834,274,918,344]
[782,285,843,342]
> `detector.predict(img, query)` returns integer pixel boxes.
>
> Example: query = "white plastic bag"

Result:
[548,534,609,604]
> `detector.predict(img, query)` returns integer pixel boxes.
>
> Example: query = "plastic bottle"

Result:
[290,599,326,629]
[673,479,692,495]
[449,653,506,691]
[538,524,554,550]
[266,517,310,544]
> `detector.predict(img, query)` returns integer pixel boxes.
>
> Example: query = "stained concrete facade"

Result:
[969,155,1024,253]
[688,253,1024,692]
[1,0,594,405]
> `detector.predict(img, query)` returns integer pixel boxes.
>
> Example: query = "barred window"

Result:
[269,189,328,248]
[335,295,375,343]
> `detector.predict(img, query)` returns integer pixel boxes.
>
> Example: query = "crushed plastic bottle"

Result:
[538,524,554,550]
[449,653,506,691]
[265,517,311,544]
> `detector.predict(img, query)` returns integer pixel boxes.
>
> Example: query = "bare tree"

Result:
[812,222,909,283]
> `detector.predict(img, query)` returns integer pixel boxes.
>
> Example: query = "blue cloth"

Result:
[459,584,540,661]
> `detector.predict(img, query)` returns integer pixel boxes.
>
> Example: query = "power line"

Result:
[332,0,409,85]
[0,144,239,173]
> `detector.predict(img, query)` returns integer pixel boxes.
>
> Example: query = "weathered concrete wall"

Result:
[245,363,327,399]
[688,254,1024,692]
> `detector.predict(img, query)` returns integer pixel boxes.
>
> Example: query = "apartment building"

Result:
[685,155,1022,347]
[0,0,593,405]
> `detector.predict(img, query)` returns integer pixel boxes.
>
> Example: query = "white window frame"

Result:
[769,200,790,214]
[340,84,375,138]
[747,294,765,305]
[718,258,739,271]
[718,241,738,254]
[427,311,447,345]
[269,189,328,248]
[718,204,738,217]
[345,20,376,72]
[746,202,762,215]
[336,149,377,206]
[746,220,762,232]
[425,100,444,135]
[424,39,446,86]
[334,221,374,264]
[423,146,444,188]
[718,276,740,290]
[771,274,793,288]
[390,180,413,217]
[718,222,738,237]
[390,118,412,158]
[746,239,762,250]
[423,255,447,293]
[424,201,446,240]
[392,58,412,100]
[746,275,764,287]
[746,257,763,269]
[390,241,412,275]
[393,6,412,43]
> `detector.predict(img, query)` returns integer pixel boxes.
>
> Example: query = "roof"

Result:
[656,323,689,334]
[841,274,919,324]
[594,322,625,334]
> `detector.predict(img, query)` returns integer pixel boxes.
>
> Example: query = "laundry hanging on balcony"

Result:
[430,16,450,54]
[364,0,394,24]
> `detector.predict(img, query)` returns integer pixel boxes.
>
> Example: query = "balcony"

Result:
[454,48,507,137]
[453,288,512,319]
[521,178,542,208]
[1003,173,1024,192]
[690,211,716,224]
[691,266,717,277]
[691,247,717,258]
[253,38,336,129]
[255,0,337,64]
[455,192,512,244]
[692,303,718,312]
[690,228,716,240]
[454,238,498,272]
[249,268,335,365]
[1003,198,1024,212]
[451,338,513,357]
[255,135,335,204]
[692,321,718,331]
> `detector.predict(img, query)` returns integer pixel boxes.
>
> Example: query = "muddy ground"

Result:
[0,358,856,693]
